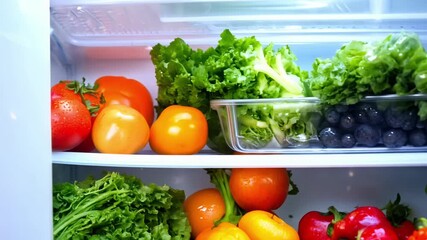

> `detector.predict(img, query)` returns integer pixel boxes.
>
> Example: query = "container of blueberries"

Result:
[210,94,427,153]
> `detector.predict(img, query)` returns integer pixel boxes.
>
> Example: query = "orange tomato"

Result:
[95,76,154,125]
[229,168,289,212]
[92,104,150,154]
[183,188,225,239]
[238,210,299,240]
[196,222,250,240]
[149,105,208,154]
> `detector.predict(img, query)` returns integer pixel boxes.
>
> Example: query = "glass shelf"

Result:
[52,151,427,168]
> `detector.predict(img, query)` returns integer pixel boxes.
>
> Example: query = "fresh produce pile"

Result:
[318,98,427,148]
[151,29,309,153]
[50,76,154,153]
[298,194,427,240]
[308,32,427,149]
[183,168,300,240]
[51,76,208,155]
[181,168,427,240]
[53,172,191,240]
[151,30,427,152]
[51,30,427,153]
[308,32,427,106]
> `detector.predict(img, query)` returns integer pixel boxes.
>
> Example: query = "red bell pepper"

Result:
[298,206,345,240]
[331,206,393,240]
[357,224,399,240]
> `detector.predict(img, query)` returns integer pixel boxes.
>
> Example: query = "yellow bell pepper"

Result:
[196,222,250,240]
[238,210,300,240]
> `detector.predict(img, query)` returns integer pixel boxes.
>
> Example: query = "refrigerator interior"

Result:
[49,0,427,233]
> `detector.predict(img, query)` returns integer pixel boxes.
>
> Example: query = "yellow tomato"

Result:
[238,210,299,240]
[92,104,149,154]
[196,222,250,240]
[149,105,208,155]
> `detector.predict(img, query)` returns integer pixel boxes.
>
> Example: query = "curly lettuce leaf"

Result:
[53,172,190,240]
[308,40,369,105]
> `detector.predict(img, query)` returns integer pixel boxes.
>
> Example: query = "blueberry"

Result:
[408,129,427,147]
[366,107,384,125]
[319,127,342,148]
[341,134,356,148]
[382,128,407,148]
[353,102,376,124]
[354,124,381,147]
[401,108,418,131]
[339,112,356,131]
[385,106,418,130]
[324,107,340,126]
[353,109,370,124]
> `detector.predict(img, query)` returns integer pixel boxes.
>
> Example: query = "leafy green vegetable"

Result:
[230,101,321,149]
[308,40,370,105]
[53,172,191,240]
[151,29,308,153]
[306,32,427,120]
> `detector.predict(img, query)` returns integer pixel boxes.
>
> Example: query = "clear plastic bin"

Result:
[211,94,427,153]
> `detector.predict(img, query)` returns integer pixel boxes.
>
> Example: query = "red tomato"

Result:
[70,117,97,152]
[52,79,104,152]
[229,168,289,212]
[51,80,103,113]
[95,76,154,126]
[51,98,92,151]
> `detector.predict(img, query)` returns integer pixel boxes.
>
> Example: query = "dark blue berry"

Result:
[382,128,407,148]
[324,107,340,126]
[341,134,356,148]
[366,107,384,125]
[385,106,418,130]
[319,127,342,148]
[401,108,418,131]
[339,112,356,131]
[354,124,381,147]
[409,129,427,147]
[353,110,369,124]
[353,102,376,124]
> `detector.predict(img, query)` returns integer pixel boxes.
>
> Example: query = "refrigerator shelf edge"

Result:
[52,151,427,168]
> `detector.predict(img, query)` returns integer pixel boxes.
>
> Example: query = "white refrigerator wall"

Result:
[1,0,52,239]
